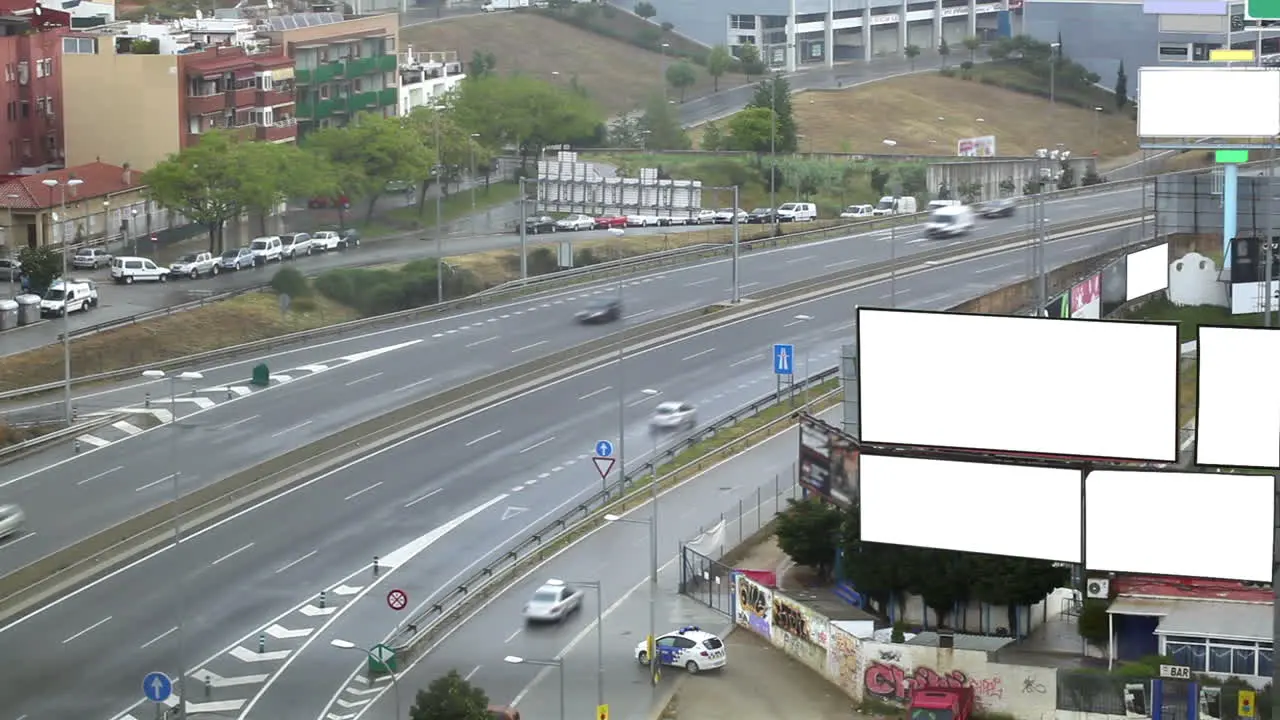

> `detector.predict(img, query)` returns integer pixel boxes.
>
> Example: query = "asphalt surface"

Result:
[0,214,1143,719]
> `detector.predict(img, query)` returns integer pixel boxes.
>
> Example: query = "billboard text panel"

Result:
[1195,325,1280,467]
[1138,68,1280,138]
[1126,243,1170,302]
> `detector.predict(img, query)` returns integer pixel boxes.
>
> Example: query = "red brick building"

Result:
[179,45,297,150]
[0,0,68,176]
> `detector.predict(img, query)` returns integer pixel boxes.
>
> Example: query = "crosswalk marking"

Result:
[76,434,110,447]
[229,646,291,663]
[265,623,312,640]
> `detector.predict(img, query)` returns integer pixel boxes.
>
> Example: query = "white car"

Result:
[626,213,660,227]
[0,504,24,539]
[110,256,169,284]
[40,278,96,316]
[839,204,874,219]
[657,214,689,226]
[712,208,748,224]
[311,231,343,251]
[249,236,283,264]
[280,232,314,259]
[692,209,718,225]
[555,214,596,232]
[649,401,696,431]
[635,626,726,674]
[522,579,583,623]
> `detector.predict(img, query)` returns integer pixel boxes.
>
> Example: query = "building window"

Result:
[5,102,12,121]
[62,37,97,55]
[1164,636,1272,678]
[21,138,30,159]
[35,58,52,78]
[319,85,330,99]
[729,14,757,29]
[19,100,28,119]
[4,64,11,82]
[44,133,55,154]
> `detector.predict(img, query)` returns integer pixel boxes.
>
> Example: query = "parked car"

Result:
[307,195,350,209]
[281,232,314,259]
[650,401,697,431]
[746,208,776,224]
[71,247,112,269]
[522,579,583,624]
[520,216,557,234]
[110,256,169,284]
[635,626,726,674]
[657,214,690,226]
[712,208,748,224]
[217,248,255,271]
[839,204,875,219]
[0,504,24,540]
[980,198,1017,218]
[311,231,343,252]
[626,213,660,227]
[40,278,97,316]
[555,214,595,232]
[776,202,817,222]
[249,236,283,265]
[692,209,718,224]
[170,252,219,279]
[340,228,361,249]
[575,296,622,324]
[0,258,20,282]
[593,215,628,230]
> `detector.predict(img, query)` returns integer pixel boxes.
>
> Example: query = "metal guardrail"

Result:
[0,414,122,463]
[386,366,841,656]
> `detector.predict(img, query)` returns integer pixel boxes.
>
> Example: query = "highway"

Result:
[0,214,1140,719]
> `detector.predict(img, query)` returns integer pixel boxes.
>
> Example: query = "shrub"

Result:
[938,67,956,78]
[290,296,318,314]
[270,266,311,298]
[313,261,479,317]
[528,247,559,275]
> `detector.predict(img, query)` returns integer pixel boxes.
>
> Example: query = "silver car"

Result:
[522,579,583,623]
[650,401,697,431]
[0,504,25,539]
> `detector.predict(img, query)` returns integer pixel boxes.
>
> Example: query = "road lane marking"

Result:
[465,665,481,681]
[466,430,502,447]
[511,341,547,354]
[577,386,612,401]
[626,391,661,407]
[504,629,521,643]
[782,319,805,327]
[624,309,653,320]
[684,277,715,287]
[826,258,861,269]
[681,348,715,362]
[404,488,442,508]
[975,260,1019,274]
[344,482,383,501]
[519,436,555,454]
[345,372,384,387]
[0,531,35,548]
[78,465,123,486]
[271,420,312,438]
[211,542,254,566]
[140,626,178,649]
[62,616,111,644]
[393,377,434,393]
[728,355,760,368]
[76,434,110,448]
[275,551,317,575]
[217,415,259,431]
[785,254,817,264]
[135,474,175,493]
[465,336,499,348]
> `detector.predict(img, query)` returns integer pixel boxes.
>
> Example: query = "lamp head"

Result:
[330,639,357,650]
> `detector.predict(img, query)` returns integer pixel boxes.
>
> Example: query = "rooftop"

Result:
[0,162,143,210]
[1115,574,1272,602]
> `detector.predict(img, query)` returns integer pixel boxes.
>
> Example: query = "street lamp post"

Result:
[469,133,481,213]
[432,104,445,305]
[1091,106,1103,152]
[609,227,627,494]
[42,176,83,424]
[559,579,605,707]
[504,656,565,720]
[769,72,779,237]
[331,639,401,719]
[130,208,139,256]
[604,510,658,686]
[141,368,204,720]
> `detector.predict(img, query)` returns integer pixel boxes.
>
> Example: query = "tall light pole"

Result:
[130,208,139,256]
[43,176,83,424]
[504,656,565,720]
[609,227,627,493]
[560,579,605,707]
[769,72,779,237]
[1091,106,1103,153]
[432,105,446,305]
[660,43,670,101]
[605,508,658,686]
[141,367,204,720]
[469,132,480,213]
[331,639,401,719]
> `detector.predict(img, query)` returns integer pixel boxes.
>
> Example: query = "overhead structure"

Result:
[1137,67,1280,139]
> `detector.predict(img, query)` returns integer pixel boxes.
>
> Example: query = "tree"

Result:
[409,669,490,720]
[774,498,843,581]
[701,120,724,150]
[737,43,764,79]
[1056,31,1065,63]
[904,44,921,71]
[638,94,690,150]
[468,50,497,79]
[144,131,256,254]
[665,60,697,103]
[938,38,951,67]
[749,73,796,152]
[726,106,774,153]
[1114,60,1128,109]
[962,35,980,63]
[634,0,656,19]
[452,74,603,170]
[239,142,329,236]
[16,245,58,292]
[869,166,890,196]
[707,44,732,93]
[306,113,432,225]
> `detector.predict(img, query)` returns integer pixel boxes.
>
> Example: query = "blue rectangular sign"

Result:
[1143,0,1227,14]
[773,344,795,375]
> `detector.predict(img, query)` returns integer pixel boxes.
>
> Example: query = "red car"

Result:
[593,215,627,230]
[308,195,351,210]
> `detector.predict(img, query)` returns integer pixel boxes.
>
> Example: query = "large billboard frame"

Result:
[798,413,859,507]
[854,307,1182,463]
[1194,324,1280,468]
[1137,67,1280,138]
[1124,243,1170,302]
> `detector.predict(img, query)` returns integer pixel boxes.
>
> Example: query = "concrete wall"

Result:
[927,157,1099,201]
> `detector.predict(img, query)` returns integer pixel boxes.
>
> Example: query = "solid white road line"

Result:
[134,474,175,493]
[345,373,384,387]
[140,626,178,650]
[275,551,317,575]
[62,616,111,644]
[511,341,547,354]
[392,377,434,394]
[728,355,760,368]
[681,348,715,362]
[785,254,817,264]
[217,415,259,431]
[518,436,555,454]
[504,629,521,644]
[77,465,123,486]
[577,386,611,401]
[404,488,442,509]
[76,434,110,448]
[344,482,383,501]
[271,420,312,438]
[975,260,1019,274]
[211,542,254,566]
[684,277,716,287]
[465,336,499,348]
[464,665,481,682]
[466,430,502,447]
[624,309,654,320]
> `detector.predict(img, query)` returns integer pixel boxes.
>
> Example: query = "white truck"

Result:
[924,204,975,238]
[169,252,219,279]
[482,0,531,10]
[40,278,98,317]
[871,196,918,216]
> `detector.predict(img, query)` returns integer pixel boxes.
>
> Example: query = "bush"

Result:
[528,247,560,275]
[313,260,482,317]
[270,266,311,298]
[290,296,318,314]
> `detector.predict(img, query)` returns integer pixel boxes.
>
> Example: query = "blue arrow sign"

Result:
[595,440,614,458]
[142,671,173,703]
[773,344,795,376]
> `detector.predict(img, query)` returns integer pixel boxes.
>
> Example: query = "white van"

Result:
[249,236,283,265]
[924,205,975,238]
[775,202,817,222]
[110,256,169,284]
[872,196,918,216]
[926,199,962,212]
[40,278,97,316]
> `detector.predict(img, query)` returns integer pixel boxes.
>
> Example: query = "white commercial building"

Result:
[397,47,466,115]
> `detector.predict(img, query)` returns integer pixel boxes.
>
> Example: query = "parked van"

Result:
[775,202,817,222]
[872,196,918,216]
[924,205,975,238]
[110,256,169,284]
[40,278,97,316]
[249,236,283,265]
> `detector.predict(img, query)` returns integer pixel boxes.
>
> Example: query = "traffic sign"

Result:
[1240,690,1257,717]
[1158,664,1191,680]
[773,344,795,375]
[387,588,408,611]
[595,440,614,457]
[592,456,615,480]
[1248,0,1280,20]
[369,643,397,673]
[597,703,610,720]
[142,671,173,703]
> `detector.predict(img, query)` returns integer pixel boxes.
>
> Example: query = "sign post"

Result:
[773,343,795,403]
[592,439,616,490]
[142,671,173,704]
[386,588,408,611]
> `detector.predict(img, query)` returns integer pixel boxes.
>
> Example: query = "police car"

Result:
[634,626,726,674]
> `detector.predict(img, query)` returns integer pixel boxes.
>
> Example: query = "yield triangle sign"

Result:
[592,456,616,480]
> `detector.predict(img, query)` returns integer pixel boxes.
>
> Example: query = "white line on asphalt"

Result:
[518,436,555,454]
[785,254,817,264]
[0,531,35,548]
[782,319,804,327]
[271,420,312,438]
[404,488,442,508]
[217,415,259,431]
[728,355,760,368]
[577,386,611,401]
[275,551,318,575]
[345,372,384,387]
[682,348,715,362]
[76,434,110,448]
[511,341,547,354]
[626,391,661,407]
[825,258,860,269]
[78,465,123,486]
[975,260,1019,274]
[504,629,521,644]
[739,281,760,289]
[62,616,111,644]
[135,474,175,493]
[465,336,499,348]
[466,430,502,447]
[211,542,254,566]
[140,626,178,649]
[344,482,383,501]
[684,277,715,287]
[464,665,481,682]
[624,309,653,320]
[393,377,434,394]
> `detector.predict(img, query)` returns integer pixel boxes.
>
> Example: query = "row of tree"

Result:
[775,497,1069,631]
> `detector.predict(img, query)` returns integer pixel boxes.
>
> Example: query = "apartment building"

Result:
[258,12,399,136]
[0,0,70,177]
[397,46,464,116]
[60,19,296,171]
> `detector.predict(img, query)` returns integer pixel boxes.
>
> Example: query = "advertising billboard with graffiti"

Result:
[798,414,859,508]
[1070,273,1101,318]
[735,573,772,639]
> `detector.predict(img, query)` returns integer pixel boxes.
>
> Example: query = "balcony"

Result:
[376,54,397,72]
[343,56,374,76]
[258,89,295,107]
[256,120,298,142]
[298,99,338,118]
[295,67,311,84]
[345,90,378,113]
[233,87,257,108]
[187,92,226,115]
[377,87,397,107]
[294,62,342,85]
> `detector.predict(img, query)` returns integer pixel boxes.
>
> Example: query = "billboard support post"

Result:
[1224,162,1239,262]
[1267,142,1275,327]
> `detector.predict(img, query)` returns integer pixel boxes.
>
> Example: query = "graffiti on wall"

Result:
[826,625,861,696]
[864,662,1005,705]
[771,596,829,646]
[735,574,772,638]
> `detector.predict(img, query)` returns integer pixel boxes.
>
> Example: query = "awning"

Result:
[1155,600,1272,643]
[1108,597,1175,616]
[271,67,294,81]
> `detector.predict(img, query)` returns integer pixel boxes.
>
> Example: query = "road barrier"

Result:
[0,413,124,464]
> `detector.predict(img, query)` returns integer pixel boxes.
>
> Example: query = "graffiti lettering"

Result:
[772,598,809,639]
[1022,677,1046,694]
[878,649,901,662]
[739,581,768,617]
[864,662,1004,702]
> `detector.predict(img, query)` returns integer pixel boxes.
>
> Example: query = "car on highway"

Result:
[626,213,660,227]
[713,207,748,224]
[593,215,627,230]
[170,252,219,279]
[980,198,1017,218]
[520,215,557,234]
[746,208,775,224]
[522,579,583,624]
[40,278,97,316]
[555,214,596,232]
[650,400,697,431]
[110,256,169,284]
[575,296,622,324]
[281,232,315,259]
[635,626,726,674]
[0,503,24,540]
[692,209,718,224]
[218,248,255,271]
[71,247,112,269]
[839,204,875,219]
[250,235,284,265]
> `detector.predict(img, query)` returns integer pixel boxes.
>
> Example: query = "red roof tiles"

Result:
[0,162,143,210]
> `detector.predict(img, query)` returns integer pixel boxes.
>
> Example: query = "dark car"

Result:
[980,198,1017,218]
[340,228,360,249]
[575,297,622,324]
[746,208,776,224]
[518,215,557,234]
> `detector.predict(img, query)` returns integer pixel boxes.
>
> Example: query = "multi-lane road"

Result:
[0,195,1147,718]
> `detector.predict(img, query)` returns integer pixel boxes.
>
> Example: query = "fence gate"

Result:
[679,545,735,617]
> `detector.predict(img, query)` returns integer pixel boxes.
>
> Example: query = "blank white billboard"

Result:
[856,308,1180,462]
[1125,243,1170,302]
[1138,68,1280,138]
[1085,469,1273,582]
[860,454,1082,562]
[1195,325,1280,467]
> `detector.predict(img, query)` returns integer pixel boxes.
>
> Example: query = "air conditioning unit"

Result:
[1086,578,1110,599]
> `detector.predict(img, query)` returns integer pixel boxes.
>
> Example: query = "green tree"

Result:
[905,549,971,628]
[701,120,724,150]
[468,50,496,79]
[634,0,656,19]
[707,44,732,92]
[904,44,921,71]
[737,43,764,78]
[16,245,59,292]
[638,94,690,150]
[1115,60,1128,109]
[726,106,775,153]
[962,35,980,63]
[938,38,951,67]
[144,131,255,254]
[869,166,890,196]
[749,74,796,152]
[665,60,697,103]
[452,74,603,170]
[774,497,843,580]
[409,669,490,720]
[239,142,329,236]
[306,113,432,225]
